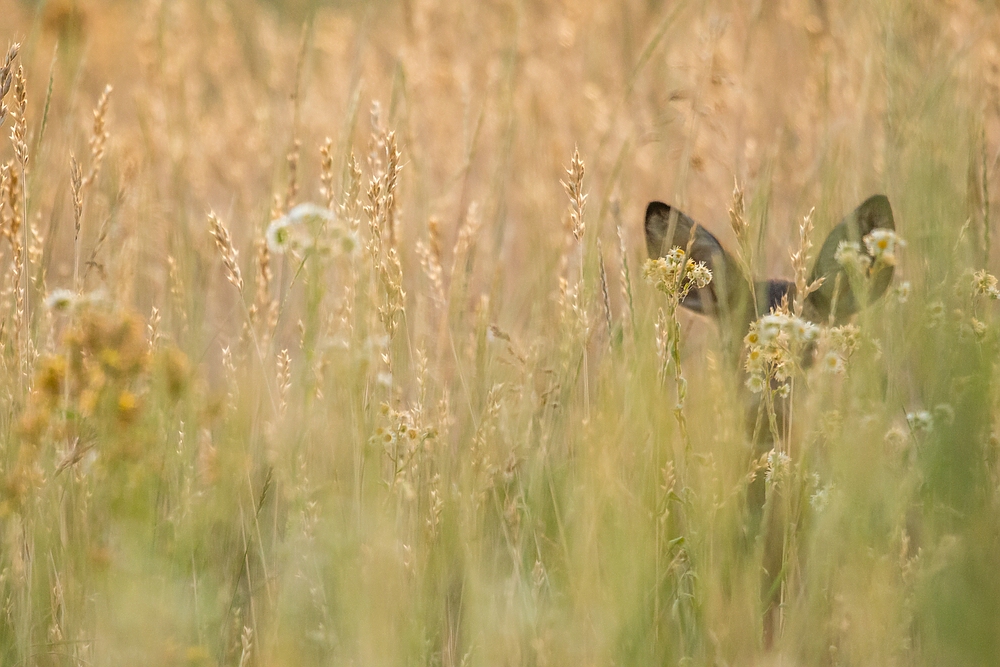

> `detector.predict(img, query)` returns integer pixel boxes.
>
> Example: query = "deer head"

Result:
[644,194,897,348]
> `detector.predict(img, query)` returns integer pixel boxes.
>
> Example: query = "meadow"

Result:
[1,0,1000,664]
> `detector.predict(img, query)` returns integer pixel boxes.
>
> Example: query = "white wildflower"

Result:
[335,229,360,256]
[834,240,872,273]
[821,351,846,374]
[810,482,834,512]
[745,373,766,394]
[665,246,685,267]
[642,257,675,294]
[266,218,301,254]
[765,449,791,483]
[45,289,77,312]
[643,248,712,297]
[757,314,788,345]
[972,270,1000,299]
[906,410,934,433]
[687,261,713,289]
[790,317,819,344]
[828,324,861,356]
[894,280,911,304]
[267,203,331,255]
[744,346,764,373]
[863,229,905,266]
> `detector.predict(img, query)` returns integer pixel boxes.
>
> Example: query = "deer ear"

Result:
[806,194,896,322]
[644,201,747,317]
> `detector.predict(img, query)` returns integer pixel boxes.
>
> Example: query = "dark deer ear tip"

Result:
[862,193,894,214]
[645,201,670,218]
[860,194,895,230]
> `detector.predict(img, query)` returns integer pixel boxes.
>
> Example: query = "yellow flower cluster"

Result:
[835,229,906,274]
[743,312,819,393]
[642,248,712,302]
[4,304,190,517]
[972,269,1000,299]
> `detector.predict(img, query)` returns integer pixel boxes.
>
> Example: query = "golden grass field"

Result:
[2,0,1000,664]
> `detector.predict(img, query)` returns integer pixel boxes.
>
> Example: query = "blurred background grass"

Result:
[1,0,999,664]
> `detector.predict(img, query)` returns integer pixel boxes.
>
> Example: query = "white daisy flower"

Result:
[745,373,766,393]
[757,314,788,345]
[45,288,77,312]
[687,261,712,289]
[906,410,934,433]
[744,346,764,373]
[810,483,834,512]
[821,351,846,374]
[894,280,911,303]
[266,216,313,255]
[863,229,905,266]
[790,317,819,344]
[834,240,872,273]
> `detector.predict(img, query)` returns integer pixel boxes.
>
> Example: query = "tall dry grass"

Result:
[1,0,1000,664]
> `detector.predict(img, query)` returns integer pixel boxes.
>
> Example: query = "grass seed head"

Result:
[9,64,27,168]
[562,147,587,242]
[0,43,20,128]
[208,211,244,293]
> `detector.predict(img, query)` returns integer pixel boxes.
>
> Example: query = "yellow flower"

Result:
[117,390,139,423]
[118,390,136,412]
[100,348,121,371]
